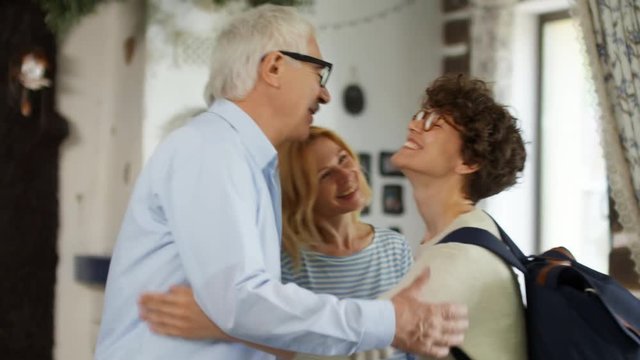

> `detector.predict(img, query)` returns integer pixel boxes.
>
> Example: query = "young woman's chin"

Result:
[390,150,410,169]
[333,192,367,215]
[315,196,365,218]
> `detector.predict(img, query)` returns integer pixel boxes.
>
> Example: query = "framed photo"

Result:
[389,226,402,234]
[382,184,404,215]
[379,151,403,177]
[357,152,372,185]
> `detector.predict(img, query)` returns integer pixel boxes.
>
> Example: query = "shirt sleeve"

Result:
[159,127,395,356]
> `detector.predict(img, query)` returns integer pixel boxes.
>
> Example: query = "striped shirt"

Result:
[282,227,414,360]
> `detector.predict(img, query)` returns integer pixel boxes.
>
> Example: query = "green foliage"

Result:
[36,0,311,37]
[36,0,118,36]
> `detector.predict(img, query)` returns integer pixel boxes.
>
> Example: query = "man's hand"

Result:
[390,268,469,358]
[139,285,231,340]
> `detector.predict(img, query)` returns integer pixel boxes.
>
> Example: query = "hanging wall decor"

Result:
[357,152,371,185]
[382,184,404,215]
[15,50,51,117]
[389,226,402,234]
[343,84,365,115]
[379,151,404,177]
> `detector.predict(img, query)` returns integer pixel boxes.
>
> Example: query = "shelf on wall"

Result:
[74,255,111,285]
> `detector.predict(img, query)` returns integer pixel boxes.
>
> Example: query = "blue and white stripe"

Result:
[281,227,414,360]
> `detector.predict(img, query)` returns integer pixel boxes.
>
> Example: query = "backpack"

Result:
[439,221,640,360]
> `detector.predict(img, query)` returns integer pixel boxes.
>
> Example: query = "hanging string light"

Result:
[317,0,416,32]
[169,0,417,67]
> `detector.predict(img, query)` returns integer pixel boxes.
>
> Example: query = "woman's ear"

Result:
[258,52,284,88]
[456,161,480,175]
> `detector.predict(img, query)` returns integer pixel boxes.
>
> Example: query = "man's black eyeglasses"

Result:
[279,50,333,87]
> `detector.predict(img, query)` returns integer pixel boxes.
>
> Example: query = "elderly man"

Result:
[95,5,467,360]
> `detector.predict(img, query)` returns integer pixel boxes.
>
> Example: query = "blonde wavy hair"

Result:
[279,126,372,268]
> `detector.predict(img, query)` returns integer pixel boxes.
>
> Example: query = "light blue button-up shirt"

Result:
[95,99,395,360]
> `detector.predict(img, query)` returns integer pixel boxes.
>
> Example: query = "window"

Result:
[536,11,609,272]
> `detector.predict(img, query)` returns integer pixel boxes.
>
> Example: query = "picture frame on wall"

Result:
[357,152,372,185]
[379,151,403,177]
[389,226,402,234]
[382,184,404,215]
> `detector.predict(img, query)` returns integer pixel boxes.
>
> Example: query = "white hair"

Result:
[204,4,315,105]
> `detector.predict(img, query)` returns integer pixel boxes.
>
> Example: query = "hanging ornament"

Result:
[18,52,51,117]
[343,84,365,115]
[342,66,365,115]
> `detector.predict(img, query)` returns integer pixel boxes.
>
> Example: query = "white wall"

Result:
[310,0,441,251]
[56,0,146,358]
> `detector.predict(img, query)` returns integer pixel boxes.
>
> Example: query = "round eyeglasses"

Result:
[412,109,464,133]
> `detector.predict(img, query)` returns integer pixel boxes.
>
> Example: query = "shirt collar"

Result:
[207,99,277,171]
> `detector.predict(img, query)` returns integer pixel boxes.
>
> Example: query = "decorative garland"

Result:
[36,0,310,36]
[214,0,311,7]
[317,0,416,32]
[36,0,117,36]
[163,0,418,68]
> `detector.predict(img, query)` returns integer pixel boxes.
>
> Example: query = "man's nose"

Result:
[318,86,331,104]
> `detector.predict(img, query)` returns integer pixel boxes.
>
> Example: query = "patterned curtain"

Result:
[572,0,640,274]
[470,0,518,102]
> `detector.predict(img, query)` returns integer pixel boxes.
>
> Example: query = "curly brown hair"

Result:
[423,74,526,203]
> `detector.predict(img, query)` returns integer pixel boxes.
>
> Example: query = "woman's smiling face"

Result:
[391,109,467,180]
[309,136,368,219]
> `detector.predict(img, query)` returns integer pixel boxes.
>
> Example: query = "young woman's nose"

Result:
[335,167,354,186]
[408,116,423,133]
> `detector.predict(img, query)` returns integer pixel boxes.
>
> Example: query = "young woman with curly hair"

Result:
[376,73,527,360]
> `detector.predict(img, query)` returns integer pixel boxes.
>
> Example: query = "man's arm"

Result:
[139,277,467,359]
[139,286,294,360]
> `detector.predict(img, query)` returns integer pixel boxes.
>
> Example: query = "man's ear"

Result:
[456,161,480,175]
[258,52,284,88]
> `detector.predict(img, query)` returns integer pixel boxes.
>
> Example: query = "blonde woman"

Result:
[139,126,415,360]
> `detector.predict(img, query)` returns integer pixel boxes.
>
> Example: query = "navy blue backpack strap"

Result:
[450,347,473,360]
[439,226,527,274]
[484,211,528,261]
